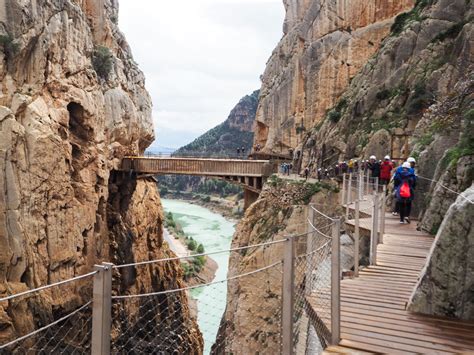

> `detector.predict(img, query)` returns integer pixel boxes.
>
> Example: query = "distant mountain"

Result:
[175,90,259,157]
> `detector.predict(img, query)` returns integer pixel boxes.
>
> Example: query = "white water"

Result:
[161,199,235,354]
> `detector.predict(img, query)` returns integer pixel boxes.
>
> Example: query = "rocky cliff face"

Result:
[409,186,474,320]
[215,178,340,352]
[0,0,201,350]
[254,0,414,154]
[176,90,259,157]
[257,0,473,321]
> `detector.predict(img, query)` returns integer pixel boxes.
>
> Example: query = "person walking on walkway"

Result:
[394,162,416,224]
[367,155,381,179]
[380,155,394,186]
[304,166,310,181]
[237,147,240,157]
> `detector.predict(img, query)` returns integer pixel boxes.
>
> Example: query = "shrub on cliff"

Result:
[0,34,19,60]
[92,46,113,79]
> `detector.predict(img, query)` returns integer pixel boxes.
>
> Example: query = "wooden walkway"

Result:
[307,213,474,354]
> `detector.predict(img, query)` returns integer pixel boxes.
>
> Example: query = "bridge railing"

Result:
[121,157,276,177]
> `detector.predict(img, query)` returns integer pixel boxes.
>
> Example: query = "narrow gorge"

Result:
[0,0,472,353]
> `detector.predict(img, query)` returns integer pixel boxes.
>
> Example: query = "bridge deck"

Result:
[120,157,274,178]
[308,214,474,354]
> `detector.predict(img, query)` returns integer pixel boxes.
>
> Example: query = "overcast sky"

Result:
[119,0,285,151]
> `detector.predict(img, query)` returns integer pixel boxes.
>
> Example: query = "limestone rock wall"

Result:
[254,0,414,154]
[214,179,340,352]
[408,186,474,320]
[0,0,201,349]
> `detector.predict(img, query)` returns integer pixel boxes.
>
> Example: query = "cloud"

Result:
[119,0,284,149]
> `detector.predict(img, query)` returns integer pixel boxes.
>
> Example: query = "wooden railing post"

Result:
[331,218,341,345]
[282,237,295,355]
[91,262,113,355]
[354,199,360,277]
[370,193,379,266]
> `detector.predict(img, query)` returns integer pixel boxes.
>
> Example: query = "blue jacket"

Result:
[394,169,416,201]
[394,166,416,187]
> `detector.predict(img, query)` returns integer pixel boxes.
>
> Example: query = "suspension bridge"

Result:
[1,171,473,354]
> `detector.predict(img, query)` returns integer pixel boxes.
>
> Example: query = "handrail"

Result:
[0,271,98,303]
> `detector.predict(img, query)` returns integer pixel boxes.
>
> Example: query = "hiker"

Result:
[256,143,261,152]
[237,147,240,157]
[361,160,366,172]
[334,164,340,177]
[354,160,359,173]
[394,162,416,224]
[324,169,329,179]
[367,155,381,179]
[317,168,322,181]
[341,161,348,174]
[380,155,394,186]
[288,163,293,176]
[241,147,245,157]
[348,159,354,173]
[304,166,310,181]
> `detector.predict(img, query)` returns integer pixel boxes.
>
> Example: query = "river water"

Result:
[161,199,235,354]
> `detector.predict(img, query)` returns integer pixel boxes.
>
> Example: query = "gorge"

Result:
[0,0,473,353]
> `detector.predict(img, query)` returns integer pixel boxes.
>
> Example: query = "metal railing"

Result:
[0,214,339,355]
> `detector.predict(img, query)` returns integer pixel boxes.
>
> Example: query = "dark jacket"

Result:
[394,169,416,201]
[368,161,381,178]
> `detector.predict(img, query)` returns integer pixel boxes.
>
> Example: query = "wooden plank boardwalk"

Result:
[307,213,474,354]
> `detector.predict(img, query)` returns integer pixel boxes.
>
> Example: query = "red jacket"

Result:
[380,161,393,180]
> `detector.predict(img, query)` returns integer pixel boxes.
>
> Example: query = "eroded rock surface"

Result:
[409,186,474,320]
[254,0,414,153]
[0,0,201,350]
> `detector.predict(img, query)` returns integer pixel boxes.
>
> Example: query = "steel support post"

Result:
[282,237,296,355]
[370,194,379,266]
[331,219,341,345]
[380,185,387,244]
[91,262,113,355]
[341,174,346,206]
[354,199,360,277]
[346,173,352,219]
[306,207,315,294]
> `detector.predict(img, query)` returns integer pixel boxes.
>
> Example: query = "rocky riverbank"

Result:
[162,191,243,221]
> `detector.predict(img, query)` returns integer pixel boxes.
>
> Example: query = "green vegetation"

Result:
[327,98,348,123]
[431,21,465,43]
[390,0,433,35]
[407,83,433,115]
[92,46,113,80]
[0,34,19,60]
[166,212,208,280]
[376,89,391,101]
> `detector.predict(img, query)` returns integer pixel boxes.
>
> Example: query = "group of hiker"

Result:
[301,155,417,225]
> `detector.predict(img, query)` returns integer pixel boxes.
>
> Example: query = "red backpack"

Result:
[400,181,411,198]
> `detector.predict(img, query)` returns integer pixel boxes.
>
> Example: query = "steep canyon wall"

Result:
[254,0,414,153]
[0,0,201,350]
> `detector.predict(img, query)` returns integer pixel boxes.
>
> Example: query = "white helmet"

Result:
[402,162,411,169]
[407,157,416,163]
[384,155,390,160]
[370,155,376,160]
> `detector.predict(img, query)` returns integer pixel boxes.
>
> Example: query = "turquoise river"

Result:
[161,199,235,354]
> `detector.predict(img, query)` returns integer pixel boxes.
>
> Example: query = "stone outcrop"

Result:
[408,186,474,320]
[254,0,414,154]
[0,0,201,350]
[214,178,340,352]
